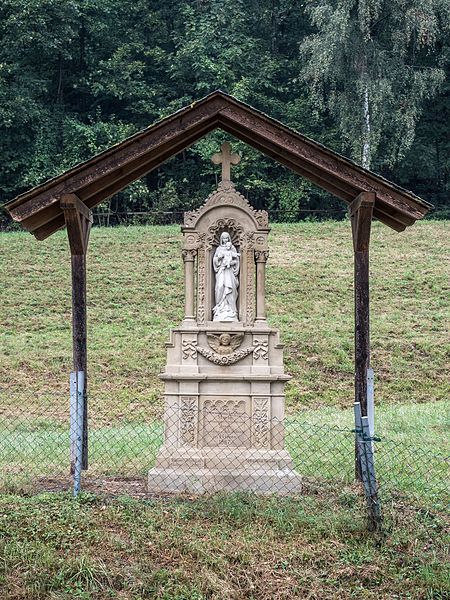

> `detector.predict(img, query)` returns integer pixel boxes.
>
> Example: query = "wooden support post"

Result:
[61,194,93,471]
[354,401,382,531]
[349,192,375,479]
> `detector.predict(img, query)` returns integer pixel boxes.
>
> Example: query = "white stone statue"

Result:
[213,231,240,321]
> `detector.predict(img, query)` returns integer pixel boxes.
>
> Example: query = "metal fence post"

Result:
[367,368,375,451]
[73,371,85,497]
[354,401,382,531]
[69,372,77,474]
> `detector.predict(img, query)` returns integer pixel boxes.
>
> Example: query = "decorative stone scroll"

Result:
[182,340,198,360]
[253,340,269,360]
[252,397,270,448]
[180,396,197,445]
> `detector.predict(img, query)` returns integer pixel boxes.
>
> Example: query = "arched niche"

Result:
[182,181,270,325]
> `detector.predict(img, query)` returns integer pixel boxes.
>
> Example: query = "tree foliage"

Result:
[0,0,448,222]
[300,0,449,169]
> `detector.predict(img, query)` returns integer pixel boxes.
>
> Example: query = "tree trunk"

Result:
[362,81,371,169]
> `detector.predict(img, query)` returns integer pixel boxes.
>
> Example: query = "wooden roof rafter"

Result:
[4,91,432,239]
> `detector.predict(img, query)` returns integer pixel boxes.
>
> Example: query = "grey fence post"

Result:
[69,372,77,474]
[73,371,85,497]
[367,368,375,452]
[354,401,382,531]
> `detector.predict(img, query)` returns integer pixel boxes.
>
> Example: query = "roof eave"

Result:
[3,90,433,238]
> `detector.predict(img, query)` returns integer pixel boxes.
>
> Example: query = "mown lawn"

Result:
[0,492,449,599]
[1,220,449,413]
[1,222,448,493]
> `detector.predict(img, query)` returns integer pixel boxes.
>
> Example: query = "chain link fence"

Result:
[1,389,448,517]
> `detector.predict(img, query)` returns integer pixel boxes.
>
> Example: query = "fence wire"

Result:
[0,393,448,513]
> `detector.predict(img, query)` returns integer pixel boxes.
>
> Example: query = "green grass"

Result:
[1,221,449,598]
[0,492,448,599]
[0,221,449,504]
[1,400,448,507]
[1,221,449,410]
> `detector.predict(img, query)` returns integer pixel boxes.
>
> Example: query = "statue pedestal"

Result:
[148,325,302,495]
[148,172,301,495]
[149,450,302,495]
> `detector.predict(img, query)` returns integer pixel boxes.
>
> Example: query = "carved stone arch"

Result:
[184,181,268,232]
[182,181,269,325]
[206,217,244,249]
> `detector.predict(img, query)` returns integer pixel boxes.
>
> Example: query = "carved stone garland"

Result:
[182,338,269,365]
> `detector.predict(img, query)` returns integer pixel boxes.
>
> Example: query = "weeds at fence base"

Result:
[2,473,447,524]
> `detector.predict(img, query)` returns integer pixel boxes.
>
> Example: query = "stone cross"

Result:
[211,142,241,182]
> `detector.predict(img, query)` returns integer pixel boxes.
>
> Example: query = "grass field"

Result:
[1,400,448,507]
[1,221,449,598]
[1,221,449,494]
[0,491,449,599]
[1,220,449,410]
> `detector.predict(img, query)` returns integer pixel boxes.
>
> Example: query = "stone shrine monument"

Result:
[148,143,302,494]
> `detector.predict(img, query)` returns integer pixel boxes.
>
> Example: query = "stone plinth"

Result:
[148,325,301,494]
[148,157,301,495]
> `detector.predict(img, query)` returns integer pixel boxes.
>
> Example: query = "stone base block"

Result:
[148,466,302,496]
[153,445,296,470]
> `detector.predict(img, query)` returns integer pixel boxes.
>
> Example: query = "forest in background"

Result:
[1,0,449,226]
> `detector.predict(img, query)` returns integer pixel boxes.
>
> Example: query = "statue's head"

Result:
[220,232,230,245]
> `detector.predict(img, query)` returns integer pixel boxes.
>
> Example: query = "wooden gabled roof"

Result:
[4,90,432,239]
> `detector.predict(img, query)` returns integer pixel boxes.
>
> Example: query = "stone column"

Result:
[182,249,196,321]
[255,250,269,322]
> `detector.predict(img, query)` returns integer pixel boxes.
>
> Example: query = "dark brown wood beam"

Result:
[219,104,427,221]
[10,100,430,237]
[6,92,432,238]
[78,118,217,202]
[219,113,418,230]
[218,117,356,201]
[61,194,93,255]
[350,192,375,427]
[10,98,224,222]
[61,195,92,470]
[350,192,374,481]
[80,121,218,208]
[33,214,66,241]
[24,191,94,234]
[23,119,218,237]
[350,192,376,252]
[373,205,413,229]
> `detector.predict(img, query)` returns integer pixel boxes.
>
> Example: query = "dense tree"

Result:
[0,0,448,227]
[299,0,449,169]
